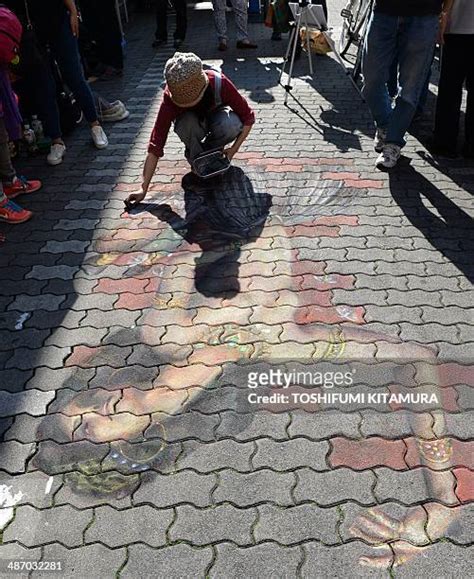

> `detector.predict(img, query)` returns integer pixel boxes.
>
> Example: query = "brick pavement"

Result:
[0,4,473,578]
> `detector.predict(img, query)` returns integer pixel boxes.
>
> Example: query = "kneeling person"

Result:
[126,52,255,206]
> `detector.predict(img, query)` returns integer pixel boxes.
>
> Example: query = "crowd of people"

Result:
[0,0,472,224]
[0,0,128,224]
[362,0,473,169]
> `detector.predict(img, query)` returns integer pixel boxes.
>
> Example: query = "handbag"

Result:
[50,57,83,135]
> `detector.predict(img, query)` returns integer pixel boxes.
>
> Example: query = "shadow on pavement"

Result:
[388,160,474,283]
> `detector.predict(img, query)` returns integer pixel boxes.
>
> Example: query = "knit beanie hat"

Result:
[164,52,209,108]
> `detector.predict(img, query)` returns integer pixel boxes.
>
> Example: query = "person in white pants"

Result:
[212,0,258,51]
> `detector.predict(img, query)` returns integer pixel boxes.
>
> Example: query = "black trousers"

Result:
[156,0,187,41]
[80,0,124,70]
[434,34,474,150]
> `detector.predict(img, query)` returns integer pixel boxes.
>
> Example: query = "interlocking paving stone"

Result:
[35,544,126,578]
[6,346,70,371]
[432,410,474,439]
[2,412,77,444]
[146,411,219,442]
[7,294,66,312]
[0,329,51,352]
[253,438,329,471]
[0,390,55,418]
[25,309,87,330]
[329,437,407,470]
[456,385,474,410]
[86,505,173,548]
[374,467,458,505]
[1,472,62,513]
[214,469,294,507]
[25,366,94,391]
[0,369,34,393]
[68,293,118,312]
[210,543,301,578]
[0,416,13,438]
[301,541,391,577]
[3,504,91,547]
[41,240,90,254]
[395,542,472,577]
[53,472,136,511]
[360,410,435,438]
[0,544,41,574]
[255,504,340,545]
[216,410,289,440]
[44,326,108,348]
[288,410,360,439]
[170,504,256,546]
[177,440,253,473]
[133,471,216,508]
[78,309,139,328]
[25,265,78,280]
[294,468,376,506]
[123,544,213,579]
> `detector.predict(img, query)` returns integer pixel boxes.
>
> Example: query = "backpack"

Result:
[0,5,22,64]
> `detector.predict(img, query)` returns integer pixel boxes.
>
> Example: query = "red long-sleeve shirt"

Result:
[148,69,255,159]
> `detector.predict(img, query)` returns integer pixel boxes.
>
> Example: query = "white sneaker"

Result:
[374,128,387,153]
[376,144,401,169]
[91,125,108,149]
[47,143,66,166]
[101,109,130,122]
[103,100,125,115]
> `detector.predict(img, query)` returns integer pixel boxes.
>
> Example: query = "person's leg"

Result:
[361,11,398,132]
[205,107,243,150]
[174,112,208,161]
[386,14,438,147]
[172,0,187,41]
[0,118,16,185]
[213,0,228,43]
[0,119,32,223]
[231,0,250,43]
[434,35,464,151]
[51,13,99,125]
[463,35,474,153]
[155,0,168,41]
[26,57,63,142]
[94,0,124,70]
[415,48,435,116]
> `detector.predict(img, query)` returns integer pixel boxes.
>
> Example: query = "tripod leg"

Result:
[284,12,303,105]
[279,24,297,84]
[304,12,313,76]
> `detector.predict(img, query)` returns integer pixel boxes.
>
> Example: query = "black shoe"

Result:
[173,38,184,49]
[152,38,167,48]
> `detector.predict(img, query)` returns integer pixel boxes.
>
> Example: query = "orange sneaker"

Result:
[0,198,33,223]
[3,176,42,199]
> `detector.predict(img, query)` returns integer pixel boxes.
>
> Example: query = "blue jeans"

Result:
[362,12,438,147]
[32,12,98,140]
[174,107,243,161]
